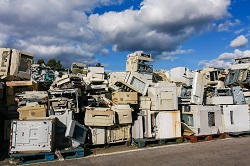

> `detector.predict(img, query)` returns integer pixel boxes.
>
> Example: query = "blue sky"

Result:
[93,0,250,71]
[0,0,249,71]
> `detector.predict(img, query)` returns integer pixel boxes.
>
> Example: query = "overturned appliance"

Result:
[221,105,250,133]
[48,89,79,113]
[84,107,115,127]
[132,110,181,139]
[0,48,33,80]
[124,72,151,95]
[147,82,178,110]
[182,105,224,136]
[165,67,194,86]
[10,119,55,154]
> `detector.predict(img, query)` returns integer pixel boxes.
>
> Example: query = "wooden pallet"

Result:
[184,133,227,143]
[133,137,183,148]
[10,148,85,165]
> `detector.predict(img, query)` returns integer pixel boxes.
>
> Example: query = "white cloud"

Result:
[159,49,193,61]
[0,0,230,65]
[230,35,248,48]
[217,19,240,32]
[199,49,250,68]
[89,0,230,53]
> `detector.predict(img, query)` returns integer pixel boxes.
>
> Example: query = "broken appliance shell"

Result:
[106,124,131,143]
[17,105,47,120]
[84,107,115,126]
[87,66,105,83]
[0,48,33,80]
[90,127,106,145]
[112,104,133,124]
[182,105,224,136]
[139,96,151,110]
[132,115,144,139]
[147,82,178,111]
[10,119,55,153]
[190,71,206,105]
[206,96,234,105]
[221,105,250,133]
[65,120,88,144]
[124,72,150,95]
[112,91,138,105]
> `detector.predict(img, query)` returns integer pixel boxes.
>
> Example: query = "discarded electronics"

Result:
[71,63,88,76]
[90,127,106,145]
[165,67,193,86]
[182,105,224,136]
[206,88,234,105]
[65,120,88,144]
[87,66,105,83]
[112,92,138,105]
[17,105,47,120]
[190,71,206,105]
[147,82,178,110]
[0,48,33,80]
[108,72,126,90]
[112,104,133,124]
[106,125,131,143]
[84,107,115,126]
[48,89,79,113]
[31,64,55,83]
[15,91,48,107]
[124,72,151,95]
[126,51,153,73]
[221,105,250,133]
[51,74,84,90]
[231,86,246,105]
[132,110,181,139]
[10,119,55,153]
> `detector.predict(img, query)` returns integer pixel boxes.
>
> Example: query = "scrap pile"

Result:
[1,47,250,163]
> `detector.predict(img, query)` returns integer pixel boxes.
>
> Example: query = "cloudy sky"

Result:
[0,0,249,71]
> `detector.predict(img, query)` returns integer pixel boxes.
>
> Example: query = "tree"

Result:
[37,58,45,65]
[46,59,57,69]
[96,63,102,67]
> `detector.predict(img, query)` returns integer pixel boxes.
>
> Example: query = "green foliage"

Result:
[37,58,45,65]
[47,59,64,70]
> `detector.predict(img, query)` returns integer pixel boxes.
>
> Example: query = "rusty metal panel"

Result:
[155,111,181,139]
[112,92,138,105]
[84,107,115,126]
[10,119,54,153]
